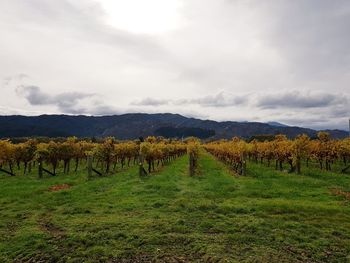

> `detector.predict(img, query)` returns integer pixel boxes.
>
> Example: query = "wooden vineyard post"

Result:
[296,157,301,175]
[242,157,247,176]
[138,152,148,177]
[37,158,55,178]
[138,137,147,177]
[241,152,247,176]
[85,151,103,178]
[87,155,92,180]
[38,158,43,179]
[139,154,143,176]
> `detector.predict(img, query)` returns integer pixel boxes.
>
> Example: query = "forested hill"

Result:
[0,113,347,139]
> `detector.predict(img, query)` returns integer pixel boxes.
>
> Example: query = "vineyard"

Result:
[0,137,188,178]
[1,132,349,178]
[0,133,350,262]
[205,132,350,175]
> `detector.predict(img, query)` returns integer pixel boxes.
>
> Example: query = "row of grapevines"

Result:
[92,138,139,173]
[139,136,187,174]
[0,137,138,176]
[0,136,188,176]
[205,132,350,174]
[204,137,247,175]
[187,138,201,176]
[247,132,350,173]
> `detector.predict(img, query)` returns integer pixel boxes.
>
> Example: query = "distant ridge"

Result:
[0,113,348,139]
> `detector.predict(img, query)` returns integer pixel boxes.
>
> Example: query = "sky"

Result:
[0,0,349,130]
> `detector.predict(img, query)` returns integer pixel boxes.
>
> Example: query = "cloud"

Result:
[131,98,170,106]
[16,85,95,113]
[184,92,248,107]
[329,105,350,118]
[256,91,348,109]
[87,104,121,116]
[132,92,248,107]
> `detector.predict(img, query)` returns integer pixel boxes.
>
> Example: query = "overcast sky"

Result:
[1,0,349,130]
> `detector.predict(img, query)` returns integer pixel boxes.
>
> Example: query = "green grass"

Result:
[1,152,350,262]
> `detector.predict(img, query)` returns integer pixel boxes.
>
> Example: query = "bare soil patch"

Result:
[49,184,71,192]
[331,188,350,200]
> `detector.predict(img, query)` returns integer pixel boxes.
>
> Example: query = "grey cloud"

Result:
[60,105,120,116]
[257,91,348,109]
[186,92,248,107]
[17,85,95,113]
[131,98,170,106]
[329,106,350,118]
[16,85,124,116]
[132,92,248,107]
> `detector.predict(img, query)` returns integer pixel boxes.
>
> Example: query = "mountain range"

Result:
[0,113,348,139]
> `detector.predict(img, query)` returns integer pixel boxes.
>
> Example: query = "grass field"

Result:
[1,151,350,262]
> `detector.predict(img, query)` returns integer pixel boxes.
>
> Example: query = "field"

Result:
[1,151,350,262]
